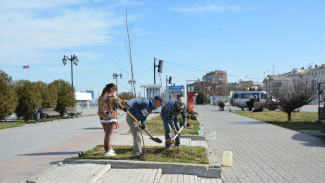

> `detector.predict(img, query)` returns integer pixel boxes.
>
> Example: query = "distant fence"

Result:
[209,96,231,105]
[76,100,98,109]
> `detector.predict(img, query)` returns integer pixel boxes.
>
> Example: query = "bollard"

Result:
[222,151,233,167]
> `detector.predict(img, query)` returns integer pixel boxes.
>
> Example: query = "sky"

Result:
[0,0,324,99]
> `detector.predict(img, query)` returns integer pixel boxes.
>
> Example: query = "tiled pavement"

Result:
[195,105,325,183]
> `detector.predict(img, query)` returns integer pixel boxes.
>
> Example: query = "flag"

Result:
[23,65,29,69]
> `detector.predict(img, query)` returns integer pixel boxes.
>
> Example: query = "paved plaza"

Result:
[196,105,325,183]
[1,105,325,183]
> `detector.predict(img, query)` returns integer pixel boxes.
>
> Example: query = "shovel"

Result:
[118,103,162,144]
[166,126,184,145]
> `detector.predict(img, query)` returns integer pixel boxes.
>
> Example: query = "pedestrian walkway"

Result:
[195,105,325,183]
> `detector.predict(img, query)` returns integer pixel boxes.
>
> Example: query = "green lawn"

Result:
[0,121,27,130]
[233,111,322,131]
[145,115,199,135]
[75,145,208,164]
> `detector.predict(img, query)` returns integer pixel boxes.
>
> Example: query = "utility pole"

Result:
[154,57,164,84]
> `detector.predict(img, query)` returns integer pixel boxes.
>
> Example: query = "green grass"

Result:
[75,145,208,164]
[0,120,27,129]
[0,115,92,130]
[145,115,199,135]
[233,111,322,130]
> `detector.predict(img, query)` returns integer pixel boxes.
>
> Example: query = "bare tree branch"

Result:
[268,78,317,121]
[125,9,136,97]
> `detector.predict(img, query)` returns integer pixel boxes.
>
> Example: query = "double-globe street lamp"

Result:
[113,73,122,95]
[62,54,79,87]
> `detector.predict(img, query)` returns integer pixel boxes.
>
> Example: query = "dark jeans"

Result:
[161,114,181,147]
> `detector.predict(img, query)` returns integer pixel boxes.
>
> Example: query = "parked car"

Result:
[230,91,266,110]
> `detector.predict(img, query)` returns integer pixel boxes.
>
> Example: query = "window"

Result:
[241,94,250,99]
[261,93,266,99]
[234,94,239,99]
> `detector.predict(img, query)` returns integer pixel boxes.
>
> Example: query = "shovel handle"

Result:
[118,103,155,139]
[172,126,184,140]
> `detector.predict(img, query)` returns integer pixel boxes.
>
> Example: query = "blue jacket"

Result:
[161,100,186,129]
[127,98,155,124]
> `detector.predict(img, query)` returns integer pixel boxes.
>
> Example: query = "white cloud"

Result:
[0,0,125,65]
[169,4,243,14]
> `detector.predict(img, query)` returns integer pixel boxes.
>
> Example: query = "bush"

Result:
[218,101,225,108]
[15,80,42,121]
[118,92,135,100]
[196,92,208,104]
[187,110,199,120]
[51,80,76,116]
[35,81,58,109]
[0,71,18,121]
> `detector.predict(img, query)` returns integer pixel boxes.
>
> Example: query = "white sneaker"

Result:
[110,149,115,153]
[104,151,116,156]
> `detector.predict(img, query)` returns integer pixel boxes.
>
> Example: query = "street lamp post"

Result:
[128,79,136,95]
[264,69,269,78]
[141,85,146,98]
[264,76,269,109]
[113,73,123,95]
[62,54,79,87]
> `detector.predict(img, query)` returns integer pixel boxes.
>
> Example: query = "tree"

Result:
[196,92,208,104]
[15,80,42,121]
[35,81,58,109]
[51,79,76,116]
[118,92,135,100]
[0,71,18,121]
[268,78,317,121]
[125,9,136,97]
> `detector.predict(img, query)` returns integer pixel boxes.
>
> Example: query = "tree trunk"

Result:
[287,111,292,122]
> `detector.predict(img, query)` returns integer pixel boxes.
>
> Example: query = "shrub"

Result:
[218,101,225,108]
[196,92,208,104]
[0,71,18,121]
[35,81,58,109]
[15,80,42,121]
[51,80,76,116]
[118,92,135,100]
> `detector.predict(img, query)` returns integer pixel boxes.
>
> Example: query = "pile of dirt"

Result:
[152,148,189,157]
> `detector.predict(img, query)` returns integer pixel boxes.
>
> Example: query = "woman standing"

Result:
[98,83,127,156]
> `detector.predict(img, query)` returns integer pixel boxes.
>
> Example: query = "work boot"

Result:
[132,154,146,161]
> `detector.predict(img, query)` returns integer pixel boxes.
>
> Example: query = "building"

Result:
[264,64,325,102]
[75,92,97,109]
[202,70,227,84]
[186,80,229,96]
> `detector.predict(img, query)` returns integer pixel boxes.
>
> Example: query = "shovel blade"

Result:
[150,137,162,143]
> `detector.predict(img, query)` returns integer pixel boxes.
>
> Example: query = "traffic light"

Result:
[168,76,172,84]
[158,60,163,73]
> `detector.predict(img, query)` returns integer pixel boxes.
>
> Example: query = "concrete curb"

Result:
[64,158,221,178]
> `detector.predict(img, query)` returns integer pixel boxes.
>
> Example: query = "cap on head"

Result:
[154,96,163,106]
[176,97,186,109]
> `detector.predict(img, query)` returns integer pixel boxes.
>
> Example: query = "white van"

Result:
[230,91,266,110]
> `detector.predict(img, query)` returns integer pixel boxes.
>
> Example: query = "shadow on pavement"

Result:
[82,127,103,130]
[291,133,325,147]
[19,151,81,156]
[229,121,269,125]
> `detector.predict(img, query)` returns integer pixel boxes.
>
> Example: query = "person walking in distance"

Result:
[98,83,127,156]
[123,96,163,159]
[160,97,187,149]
